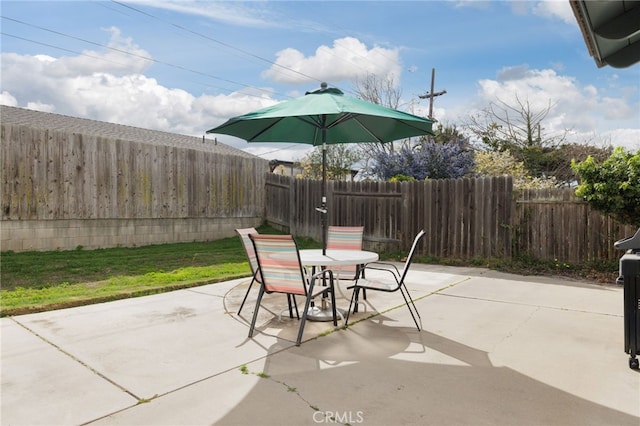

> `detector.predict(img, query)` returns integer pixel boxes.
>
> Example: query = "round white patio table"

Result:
[298,249,379,322]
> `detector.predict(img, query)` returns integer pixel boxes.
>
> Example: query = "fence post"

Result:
[289,176,296,234]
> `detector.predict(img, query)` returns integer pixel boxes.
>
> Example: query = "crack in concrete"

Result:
[10,317,141,401]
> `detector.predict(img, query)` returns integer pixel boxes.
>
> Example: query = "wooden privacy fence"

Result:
[3,115,634,259]
[515,188,635,263]
[266,174,513,259]
[265,174,636,263]
[2,125,266,220]
[1,121,268,251]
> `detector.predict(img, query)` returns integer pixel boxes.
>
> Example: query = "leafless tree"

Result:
[465,95,569,153]
[464,95,613,183]
[352,73,413,156]
[353,73,402,109]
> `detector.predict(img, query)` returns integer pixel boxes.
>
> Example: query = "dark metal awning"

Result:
[570,0,640,68]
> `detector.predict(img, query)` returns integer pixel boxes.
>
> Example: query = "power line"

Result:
[3,4,401,103]
[2,3,420,118]
[253,144,307,158]
[2,31,266,102]
[1,31,132,68]
[108,1,400,93]
[110,0,323,87]
[1,16,275,98]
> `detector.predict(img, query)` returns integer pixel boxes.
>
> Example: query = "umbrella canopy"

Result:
[206,83,435,252]
[207,84,435,145]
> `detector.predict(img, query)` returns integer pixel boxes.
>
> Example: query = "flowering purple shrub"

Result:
[371,140,475,180]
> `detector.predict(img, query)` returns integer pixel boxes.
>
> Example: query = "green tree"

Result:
[299,145,360,180]
[431,123,468,146]
[571,147,640,226]
[543,143,613,185]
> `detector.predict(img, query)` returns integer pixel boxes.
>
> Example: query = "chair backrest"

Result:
[399,230,426,283]
[249,234,307,296]
[327,226,364,250]
[236,228,260,281]
[327,226,364,279]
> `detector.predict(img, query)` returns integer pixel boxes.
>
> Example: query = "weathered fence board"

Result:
[266,175,515,259]
[266,174,634,263]
[515,188,635,263]
[1,124,267,221]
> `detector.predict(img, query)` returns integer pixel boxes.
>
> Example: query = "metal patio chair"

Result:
[327,225,364,279]
[345,229,426,331]
[326,225,365,298]
[249,234,338,346]
[235,228,297,318]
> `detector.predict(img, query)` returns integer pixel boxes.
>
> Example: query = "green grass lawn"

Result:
[2,239,246,291]
[0,223,616,317]
[0,225,321,316]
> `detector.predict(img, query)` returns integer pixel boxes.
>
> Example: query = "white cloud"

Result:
[2,19,636,161]
[453,1,492,10]
[532,0,576,25]
[1,22,352,161]
[0,28,153,114]
[26,101,55,112]
[0,91,18,106]
[0,27,282,154]
[37,28,150,79]
[447,65,640,151]
[74,26,151,75]
[602,129,640,151]
[262,37,402,86]
[126,0,279,29]
[455,1,576,25]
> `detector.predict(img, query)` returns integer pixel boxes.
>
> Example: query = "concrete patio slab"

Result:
[2,265,638,425]
[1,318,136,425]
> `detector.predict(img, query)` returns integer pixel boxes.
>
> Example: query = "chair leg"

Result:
[287,294,300,319]
[287,294,293,318]
[297,279,337,345]
[352,288,361,313]
[293,296,300,319]
[328,281,338,327]
[400,285,421,331]
[401,284,421,319]
[359,266,367,301]
[237,274,257,315]
[248,286,265,338]
[345,287,359,325]
[296,292,315,346]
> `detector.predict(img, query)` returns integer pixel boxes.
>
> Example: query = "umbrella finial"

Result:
[307,83,332,95]
[306,82,343,96]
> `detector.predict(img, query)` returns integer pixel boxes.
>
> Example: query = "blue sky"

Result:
[1,1,639,160]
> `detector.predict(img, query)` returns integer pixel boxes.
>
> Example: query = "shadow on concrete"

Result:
[217,318,638,426]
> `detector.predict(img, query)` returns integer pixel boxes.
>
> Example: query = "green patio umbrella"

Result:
[206,83,435,252]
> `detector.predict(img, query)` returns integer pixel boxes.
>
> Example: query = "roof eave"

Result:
[570,0,606,68]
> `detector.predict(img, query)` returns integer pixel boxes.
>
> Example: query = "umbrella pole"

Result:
[321,139,327,255]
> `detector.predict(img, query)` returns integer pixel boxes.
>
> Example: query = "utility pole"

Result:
[419,68,447,119]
